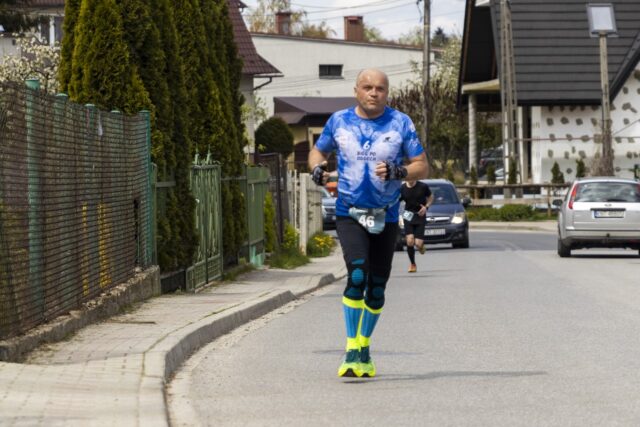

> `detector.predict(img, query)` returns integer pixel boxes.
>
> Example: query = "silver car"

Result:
[555,177,640,257]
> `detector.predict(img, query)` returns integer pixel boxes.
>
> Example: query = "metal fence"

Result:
[0,82,153,339]
[239,165,269,267]
[255,152,288,244]
[185,160,223,292]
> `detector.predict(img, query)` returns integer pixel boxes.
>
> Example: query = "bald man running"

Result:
[309,69,428,378]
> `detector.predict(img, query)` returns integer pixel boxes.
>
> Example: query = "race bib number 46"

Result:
[348,207,386,234]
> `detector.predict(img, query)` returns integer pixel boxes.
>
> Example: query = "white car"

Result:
[554,177,640,257]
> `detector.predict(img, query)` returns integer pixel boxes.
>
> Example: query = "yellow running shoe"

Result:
[408,264,417,273]
[338,349,361,377]
[418,245,425,255]
[358,346,376,378]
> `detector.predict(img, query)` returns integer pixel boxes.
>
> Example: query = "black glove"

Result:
[311,163,328,186]
[384,160,408,180]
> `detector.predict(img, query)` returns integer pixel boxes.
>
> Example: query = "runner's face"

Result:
[354,71,388,118]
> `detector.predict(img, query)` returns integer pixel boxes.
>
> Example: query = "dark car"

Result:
[321,187,336,229]
[396,179,471,250]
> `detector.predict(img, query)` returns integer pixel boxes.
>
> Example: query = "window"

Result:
[38,16,64,45]
[319,64,343,79]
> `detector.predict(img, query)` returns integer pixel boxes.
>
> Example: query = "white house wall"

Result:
[532,63,640,183]
[240,75,256,156]
[0,38,19,62]
[251,35,422,117]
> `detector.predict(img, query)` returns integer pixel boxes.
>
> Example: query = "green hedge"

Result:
[467,205,547,221]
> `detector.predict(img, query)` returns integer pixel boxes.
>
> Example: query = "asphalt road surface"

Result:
[168,230,640,427]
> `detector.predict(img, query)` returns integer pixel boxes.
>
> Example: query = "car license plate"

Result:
[425,228,446,236]
[594,210,624,218]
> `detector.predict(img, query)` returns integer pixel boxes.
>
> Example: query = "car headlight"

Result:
[451,212,466,224]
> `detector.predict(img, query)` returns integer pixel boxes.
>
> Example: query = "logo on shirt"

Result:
[357,140,377,161]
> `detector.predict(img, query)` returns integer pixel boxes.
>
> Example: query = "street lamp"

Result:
[587,3,617,176]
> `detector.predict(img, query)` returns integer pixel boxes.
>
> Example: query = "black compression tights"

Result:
[335,216,398,310]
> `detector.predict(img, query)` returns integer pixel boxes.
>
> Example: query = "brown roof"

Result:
[227,0,282,77]
[274,97,356,125]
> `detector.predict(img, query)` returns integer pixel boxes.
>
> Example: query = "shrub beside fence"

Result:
[0,82,153,340]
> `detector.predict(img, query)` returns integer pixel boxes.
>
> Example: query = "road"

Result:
[168,230,640,426]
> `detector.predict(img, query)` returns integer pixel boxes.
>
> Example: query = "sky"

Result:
[240,0,466,41]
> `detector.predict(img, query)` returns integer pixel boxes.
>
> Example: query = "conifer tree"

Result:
[59,0,81,93]
[175,0,248,259]
[68,0,150,113]
[575,158,586,178]
[150,0,198,270]
[551,161,565,184]
[201,0,247,256]
[119,0,197,270]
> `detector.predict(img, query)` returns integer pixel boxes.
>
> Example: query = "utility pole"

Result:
[421,0,431,158]
[499,0,518,185]
[599,32,614,175]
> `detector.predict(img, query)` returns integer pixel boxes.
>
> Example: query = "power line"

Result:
[243,0,415,22]
[290,0,394,11]
[254,63,416,92]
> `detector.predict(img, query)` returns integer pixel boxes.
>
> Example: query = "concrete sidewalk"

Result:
[0,221,555,426]
[0,251,347,427]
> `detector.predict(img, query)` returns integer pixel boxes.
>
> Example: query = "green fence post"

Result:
[83,103,99,295]
[26,78,44,314]
[140,110,152,267]
[53,93,69,307]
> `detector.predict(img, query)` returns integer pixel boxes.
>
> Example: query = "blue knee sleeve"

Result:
[364,274,387,310]
[344,259,366,300]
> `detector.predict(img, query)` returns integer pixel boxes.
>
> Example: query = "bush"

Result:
[256,116,294,157]
[508,158,518,184]
[466,205,542,221]
[469,166,478,185]
[264,192,277,253]
[575,158,586,178]
[498,204,534,221]
[487,164,496,184]
[307,232,335,257]
[446,164,455,182]
[268,222,309,269]
[280,221,299,254]
[551,161,565,184]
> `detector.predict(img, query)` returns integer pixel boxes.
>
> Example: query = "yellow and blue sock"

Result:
[358,303,382,350]
[342,296,364,350]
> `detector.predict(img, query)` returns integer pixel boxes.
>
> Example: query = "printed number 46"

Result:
[359,215,375,227]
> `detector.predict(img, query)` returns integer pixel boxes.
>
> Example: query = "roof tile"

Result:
[227,0,281,76]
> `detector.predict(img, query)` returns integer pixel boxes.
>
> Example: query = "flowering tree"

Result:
[0,37,60,93]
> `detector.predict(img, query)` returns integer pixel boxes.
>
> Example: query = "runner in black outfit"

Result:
[400,180,433,272]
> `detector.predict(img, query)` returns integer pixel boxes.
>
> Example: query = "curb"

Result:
[146,270,343,427]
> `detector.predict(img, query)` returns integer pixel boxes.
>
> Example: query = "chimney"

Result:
[344,16,364,42]
[276,11,292,35]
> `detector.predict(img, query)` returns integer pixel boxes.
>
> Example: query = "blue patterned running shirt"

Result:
[315,106,424,222]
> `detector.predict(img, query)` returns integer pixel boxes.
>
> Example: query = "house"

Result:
[250,14,435,169]
[458,0,640,183]
[273,96,356,170]
[228,0,282,157]
[0,0,64,59]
